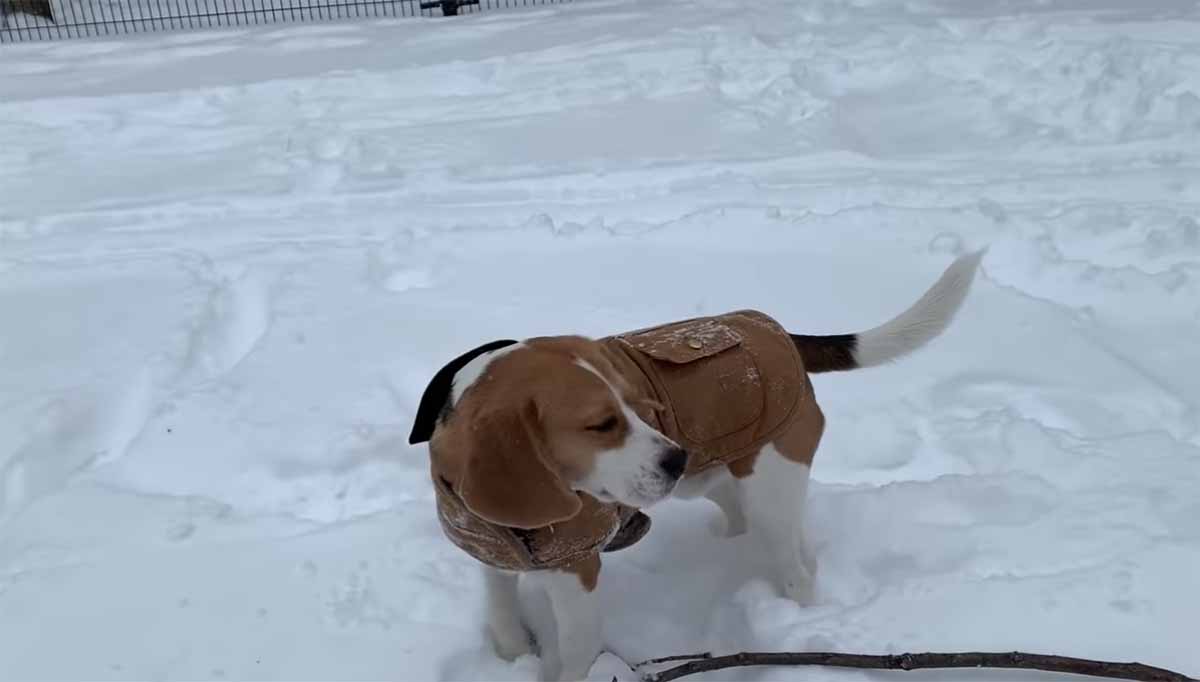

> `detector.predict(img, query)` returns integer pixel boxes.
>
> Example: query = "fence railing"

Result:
[0,0,566,42]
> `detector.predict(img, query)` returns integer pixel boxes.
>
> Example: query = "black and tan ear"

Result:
[408,339,519,445]
[458,402,582,529]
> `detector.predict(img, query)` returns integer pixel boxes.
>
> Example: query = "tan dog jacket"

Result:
[428,309,817,571]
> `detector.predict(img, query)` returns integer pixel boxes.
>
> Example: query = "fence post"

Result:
[419,0,481,16]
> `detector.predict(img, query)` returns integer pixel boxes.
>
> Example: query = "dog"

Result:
[408,252,982,680]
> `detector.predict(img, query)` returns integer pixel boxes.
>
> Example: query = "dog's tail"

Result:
[791,250,984,373]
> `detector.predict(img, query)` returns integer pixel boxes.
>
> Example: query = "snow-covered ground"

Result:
[2,0,1200,679]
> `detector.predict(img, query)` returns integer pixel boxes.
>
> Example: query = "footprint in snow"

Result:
[0,376,153,521]
[181,268,272,381]
[366,234,438,293]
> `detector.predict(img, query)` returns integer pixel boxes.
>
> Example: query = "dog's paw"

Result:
[552,661,606,682]
[706,514,747,538]
[543,647,605,681]
[779,559,817,605]
[782,565,818,605]
[783,579,815,605]
[586,652,637,681]
[488,621,535,661]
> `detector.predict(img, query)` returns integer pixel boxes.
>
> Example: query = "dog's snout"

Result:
[660,447,688,480]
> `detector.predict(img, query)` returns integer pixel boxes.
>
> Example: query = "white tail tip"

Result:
[852,249,985,368]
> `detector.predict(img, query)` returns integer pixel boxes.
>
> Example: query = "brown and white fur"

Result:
[413,252,982,681]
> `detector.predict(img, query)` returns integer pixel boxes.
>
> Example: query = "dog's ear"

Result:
[409,340,519,445]
[458,401,582,529]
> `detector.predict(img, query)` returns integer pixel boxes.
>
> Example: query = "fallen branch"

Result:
[636,651,1198,682]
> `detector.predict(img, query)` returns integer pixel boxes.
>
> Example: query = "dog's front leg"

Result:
[531,554,602,682]
[482,566,534,660]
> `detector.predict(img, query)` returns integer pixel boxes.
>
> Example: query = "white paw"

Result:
[489,622,534,661]
[784,580,814,605]
[783,569,817,606]
[556,668,590,682]
[586,652,637,681]
[547,649,602,681]
[781,557,818,605]
[707,515,747,538]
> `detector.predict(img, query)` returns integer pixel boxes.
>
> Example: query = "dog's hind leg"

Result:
[736,444,817,605]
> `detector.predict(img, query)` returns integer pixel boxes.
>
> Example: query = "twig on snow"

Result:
[633,653,712,668]
[636,650,1198,682]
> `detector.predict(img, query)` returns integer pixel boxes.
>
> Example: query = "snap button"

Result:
[687,338,703,350]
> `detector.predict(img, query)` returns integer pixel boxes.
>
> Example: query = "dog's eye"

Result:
[586,416,619,433]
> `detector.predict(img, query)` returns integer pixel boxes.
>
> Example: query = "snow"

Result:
[2,0,1199,679]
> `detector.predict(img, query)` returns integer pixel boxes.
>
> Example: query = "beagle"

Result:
[409,252,983,681]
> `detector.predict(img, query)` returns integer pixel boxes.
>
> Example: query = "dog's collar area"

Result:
[433,474,650,570]
[603,507,651,552]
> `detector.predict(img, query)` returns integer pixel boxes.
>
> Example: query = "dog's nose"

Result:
[660,447,688,480]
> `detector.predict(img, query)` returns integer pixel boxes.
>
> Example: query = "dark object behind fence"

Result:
[0,0,567,43]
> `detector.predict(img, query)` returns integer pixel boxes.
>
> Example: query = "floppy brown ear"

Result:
[458,402,582,529]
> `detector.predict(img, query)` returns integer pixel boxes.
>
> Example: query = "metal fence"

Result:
[0,0,566,42]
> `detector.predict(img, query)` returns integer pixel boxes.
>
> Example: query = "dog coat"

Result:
[431,309,812,571]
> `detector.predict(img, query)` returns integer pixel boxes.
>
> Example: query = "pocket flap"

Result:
[622,319,743,364]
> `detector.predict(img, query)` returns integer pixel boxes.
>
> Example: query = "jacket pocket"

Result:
[619,317,764,445]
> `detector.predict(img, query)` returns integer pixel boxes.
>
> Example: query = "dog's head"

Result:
[409,336,687,528]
